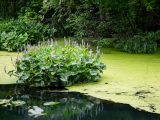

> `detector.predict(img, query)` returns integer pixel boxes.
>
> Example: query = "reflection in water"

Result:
[0,84,160,120]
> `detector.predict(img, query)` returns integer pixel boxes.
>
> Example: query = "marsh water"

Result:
[0,85,160,120]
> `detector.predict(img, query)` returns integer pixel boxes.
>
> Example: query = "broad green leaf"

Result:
[43,101,60,106]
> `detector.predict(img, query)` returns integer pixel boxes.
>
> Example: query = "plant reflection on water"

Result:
[0,84,160,120]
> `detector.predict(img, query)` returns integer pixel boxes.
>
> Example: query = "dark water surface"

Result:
[0,84,160,120]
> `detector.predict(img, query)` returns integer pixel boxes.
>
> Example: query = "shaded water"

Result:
[0,85,160,120]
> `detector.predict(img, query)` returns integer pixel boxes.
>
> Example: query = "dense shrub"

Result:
[65,13,87,37]
[65,13,111,38]
[93,38,115,47]
[0,31,28,51]
[1,0,160,38]
[0,19,56,51]
[114,32,160,53]
[12,20,56,44]
[0,20,14,33]
[9,39,106,87]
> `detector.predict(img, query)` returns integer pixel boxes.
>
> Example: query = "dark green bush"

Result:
[9,39,106,87]
[0,31,28,51]
[65,13,111,38]
[65,13,88,38]
[93,38,115,48]
[0,20,14,33]
[114,31,160,53]
[0,19,56,51]
[12,20,56,44]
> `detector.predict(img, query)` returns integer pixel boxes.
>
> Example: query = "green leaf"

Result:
[43,101,60,106]
[60,75,68,82]
[40,81,45,87]
[51,72,56,75]
[0,99,10,105]
[11,100,26,106]
[90,70,98,76]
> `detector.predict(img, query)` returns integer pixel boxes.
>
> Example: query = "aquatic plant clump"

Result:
[8,38,106,87]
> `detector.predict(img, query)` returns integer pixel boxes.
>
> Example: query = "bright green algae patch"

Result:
[0,47,160,114]
[68,48,160,114]
[0,51,18,84]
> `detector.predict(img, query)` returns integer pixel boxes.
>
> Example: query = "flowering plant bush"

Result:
[8,38,106,87]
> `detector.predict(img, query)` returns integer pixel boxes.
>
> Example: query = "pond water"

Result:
[0,85,160,120]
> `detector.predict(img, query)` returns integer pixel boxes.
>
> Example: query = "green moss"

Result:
[68,48,160,114]
[0,51,18,84]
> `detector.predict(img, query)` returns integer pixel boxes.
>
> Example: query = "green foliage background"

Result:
[0,0,160,53]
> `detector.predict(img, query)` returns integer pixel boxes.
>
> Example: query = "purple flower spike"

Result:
[38,41,41,48]
[47,39,50,46]
[90,49,93,57]
[96,53,98,58]
[83,58,87,63]
[101,52,104,58]
[16,56,18,61]
[4,66,6,73]
[86,43,89,48]
[64,37,67,45]
[64,39,69,46]
[64,36,66,41]
[42,38,45,45]
[23,49,27,55]
[96,45,100,55]
[20,47,23,52]
[98,49,100,54]
[73,41,77,47]
[96,49,100,58]
[96,46,99,51]
[51,38,54,45]
[66,40,69,46]
[17,49,19,54]
[82,39,84,46]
